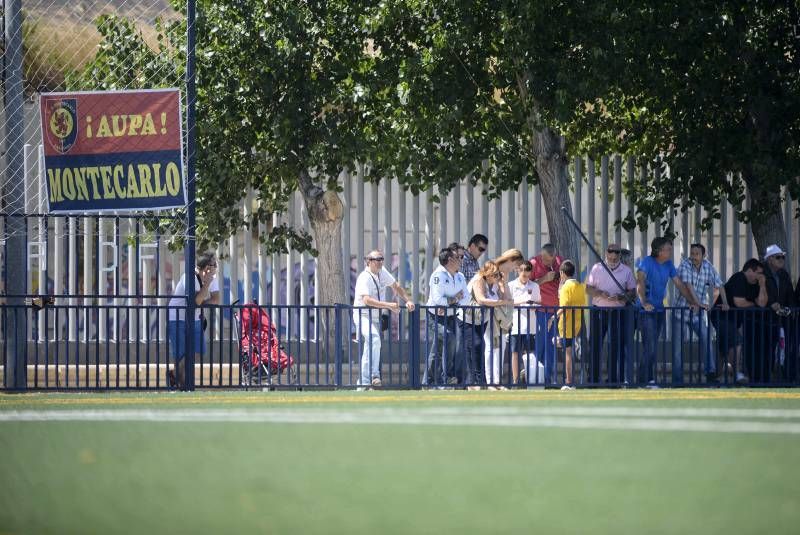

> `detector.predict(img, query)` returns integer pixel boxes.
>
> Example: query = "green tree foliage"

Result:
[70,0,386,305]
[567,1,800,255]
[366,1,634,265]
[369,1,800,260]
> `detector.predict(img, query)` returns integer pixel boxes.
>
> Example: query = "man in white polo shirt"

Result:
[424,247,467,386]
[353,250,415,388]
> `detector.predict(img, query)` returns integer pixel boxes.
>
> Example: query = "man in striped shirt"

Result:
[672,243,729,384]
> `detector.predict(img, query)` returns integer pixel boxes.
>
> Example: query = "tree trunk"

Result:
[516,69,580,269]
[745,177,787,261]
[297,169,348,307]
[532,128,581,270]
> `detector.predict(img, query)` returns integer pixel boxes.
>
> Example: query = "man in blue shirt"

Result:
[636,237,700,386]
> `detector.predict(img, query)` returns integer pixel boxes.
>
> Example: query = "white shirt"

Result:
[426,265,465,316]
[458,276,502,324]
[353,267,396,322]
[454,271,470,307]
[168,272,219,321]
[508,278,541,335]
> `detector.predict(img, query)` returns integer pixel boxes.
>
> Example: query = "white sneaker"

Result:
[646,380,660,389]
[560,385,575,391]
[736,372,748,384]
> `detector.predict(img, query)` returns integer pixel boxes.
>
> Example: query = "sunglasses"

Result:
[607,249,621,254]
[367,257,384,262]
[773,254,786,260]
[518,266,533,272]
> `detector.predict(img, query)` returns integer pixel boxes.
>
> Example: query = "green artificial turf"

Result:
[1,390,799,534]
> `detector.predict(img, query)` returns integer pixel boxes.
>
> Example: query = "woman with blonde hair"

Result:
[458,260,515,389]
[494,248,525,269]
[485,249,525,387]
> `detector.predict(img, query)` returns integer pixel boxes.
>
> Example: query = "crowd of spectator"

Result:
[351,234,800,389]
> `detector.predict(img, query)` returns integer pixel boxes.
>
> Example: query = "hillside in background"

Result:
[26,0,175,22]
[15,0,179,92]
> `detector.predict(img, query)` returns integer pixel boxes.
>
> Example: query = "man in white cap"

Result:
[759,244,795,382]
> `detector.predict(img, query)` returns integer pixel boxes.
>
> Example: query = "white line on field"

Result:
[385,406,800,419]
[2,408,800,434]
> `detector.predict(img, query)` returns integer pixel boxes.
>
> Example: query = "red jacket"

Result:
[530,254,563,307]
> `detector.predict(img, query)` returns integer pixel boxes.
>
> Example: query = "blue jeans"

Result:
[535,309,557,383]
[167,320,204,362]
[458,319,485,385]
[354,315,382,386]
[424,314,456,385]
[639,311,666,383]
[671,309,715,382]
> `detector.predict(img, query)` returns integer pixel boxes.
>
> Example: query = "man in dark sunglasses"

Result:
[586,243,637,385]
[462,233,489,283]
[353,249,415,389]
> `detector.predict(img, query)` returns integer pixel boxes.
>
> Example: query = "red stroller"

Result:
[235,304,294,386]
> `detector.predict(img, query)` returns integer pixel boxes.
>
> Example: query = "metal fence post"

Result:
[409,308,420,388]
[626,305,636,385]
[183,0,198,391]
[4,0,27,390]
[334,304,344,387]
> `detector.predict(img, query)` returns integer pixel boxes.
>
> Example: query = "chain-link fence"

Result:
[2,0,197,388]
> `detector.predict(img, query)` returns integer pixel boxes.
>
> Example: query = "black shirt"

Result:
[765,266,794,307]
[716,271,759,308]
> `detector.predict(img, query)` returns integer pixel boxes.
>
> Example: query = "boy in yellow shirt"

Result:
[548,260,587,390]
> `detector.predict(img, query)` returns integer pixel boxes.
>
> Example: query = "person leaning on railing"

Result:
[487,249,525,387]
[709,258,768,384]
[459,261,513,389]
[757,245,794,383]
[636,237,701,388]
[167,252,220,389]
[424,248,467,386]
[585,244,637,385]
[672,243,728,385]
[352,250,415,390]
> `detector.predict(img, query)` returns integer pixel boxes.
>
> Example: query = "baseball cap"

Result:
[764,244,785,259]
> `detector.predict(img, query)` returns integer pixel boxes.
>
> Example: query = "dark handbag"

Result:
[371,273,391,332]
